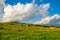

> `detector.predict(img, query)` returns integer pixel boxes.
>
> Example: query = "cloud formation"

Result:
[0,0,60,26]
[2,2,50,22]
[34,14,60,26]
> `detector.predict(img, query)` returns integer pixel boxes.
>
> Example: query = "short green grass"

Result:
[0,22,60,40]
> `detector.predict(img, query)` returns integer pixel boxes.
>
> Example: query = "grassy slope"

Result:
[0,22,60,40]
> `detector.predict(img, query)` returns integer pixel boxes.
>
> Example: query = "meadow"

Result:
[0,22,60,40]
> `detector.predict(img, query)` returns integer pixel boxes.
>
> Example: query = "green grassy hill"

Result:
[0,22,60,40]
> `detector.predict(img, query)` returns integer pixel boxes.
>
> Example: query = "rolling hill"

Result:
[0,22,60,40]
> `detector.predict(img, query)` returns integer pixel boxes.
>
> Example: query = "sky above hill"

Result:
[5,0,60,16]
[0,0,60,26]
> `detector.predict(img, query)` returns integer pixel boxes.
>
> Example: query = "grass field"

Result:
[0,22,60,40]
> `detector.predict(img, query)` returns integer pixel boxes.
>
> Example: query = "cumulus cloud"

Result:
[2,2,50,22]
[0,0,60,26]
[34,14,60,26]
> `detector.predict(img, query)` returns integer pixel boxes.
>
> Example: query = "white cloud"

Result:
[0,0,60,26]
[2,2,50,22]
[34,14,60,26]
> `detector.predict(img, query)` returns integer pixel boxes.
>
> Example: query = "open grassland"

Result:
[0,22,60,40]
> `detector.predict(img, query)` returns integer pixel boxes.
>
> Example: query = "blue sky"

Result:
[5,0,60,16]
[0,0,60,26]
